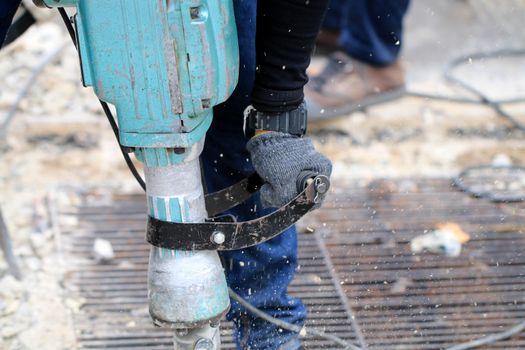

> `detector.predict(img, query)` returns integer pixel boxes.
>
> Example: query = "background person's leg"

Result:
[339,0,410,66]
[317,0,345,50]
[305,0,410,119]
[201,1,306,349]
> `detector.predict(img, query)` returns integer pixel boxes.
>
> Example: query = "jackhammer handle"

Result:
[297,171,315,192]
[296,171,330,194]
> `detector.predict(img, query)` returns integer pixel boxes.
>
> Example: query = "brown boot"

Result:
[305,51,405,120]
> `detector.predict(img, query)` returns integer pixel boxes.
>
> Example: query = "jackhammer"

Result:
[32,1,329,349]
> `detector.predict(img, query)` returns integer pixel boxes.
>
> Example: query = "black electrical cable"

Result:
[229,288,361,350]
[57,8,146,191]
[0,43,66,140]
[98,99,146,191]
[445,321,525,350]
[443,48,525,134]
[430,48,525,202]
[57,7,76,43]
[406,91,525,106]
[405,50,525,133]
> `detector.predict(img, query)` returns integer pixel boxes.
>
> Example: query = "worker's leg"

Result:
[336,0,410,66]
[201,1,306,349]
[0,0,21,47]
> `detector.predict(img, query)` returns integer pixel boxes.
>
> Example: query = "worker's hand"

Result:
[247,132,332,208]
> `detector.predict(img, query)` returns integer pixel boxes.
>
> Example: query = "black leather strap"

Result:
[147,175,330,251]
[204,173,263,217]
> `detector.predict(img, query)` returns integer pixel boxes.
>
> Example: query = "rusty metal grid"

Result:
[57,178,525,349]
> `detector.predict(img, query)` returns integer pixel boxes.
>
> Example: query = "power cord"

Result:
[53,7,525,350]
[445,321,525,350]
[0,42,66,142]
[406,49,525,137]
[442,49,525,133]
[229,289,360,350]
[452,164,525,202]
[430,48,525,202]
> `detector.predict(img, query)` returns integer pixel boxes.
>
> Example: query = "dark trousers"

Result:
[0,1,305,349]
[323,0,410,66]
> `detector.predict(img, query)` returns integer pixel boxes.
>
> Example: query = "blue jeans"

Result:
[202,2,306,349]
[323,0,410,66]
[0,1,305,349]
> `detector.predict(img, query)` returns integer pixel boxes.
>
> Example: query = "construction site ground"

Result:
[1,1,525,349]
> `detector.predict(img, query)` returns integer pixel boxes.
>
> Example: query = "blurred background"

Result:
[1,1,525,349]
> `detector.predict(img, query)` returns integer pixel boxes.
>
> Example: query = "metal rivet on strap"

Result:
[211,231,226,245]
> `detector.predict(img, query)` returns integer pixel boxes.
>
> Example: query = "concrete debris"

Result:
[92,238,114,263]
[411,222,470,257]
[64,298,84,314]
[491,153,513,167]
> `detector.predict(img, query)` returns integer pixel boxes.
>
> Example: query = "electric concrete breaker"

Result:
[33,1,329,348]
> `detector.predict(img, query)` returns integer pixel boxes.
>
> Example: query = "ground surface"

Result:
[0,1,524,349]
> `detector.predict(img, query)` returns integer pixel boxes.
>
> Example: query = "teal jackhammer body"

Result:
[34,0,239,348]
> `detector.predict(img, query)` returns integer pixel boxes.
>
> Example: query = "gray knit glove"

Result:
[247,132,332,208]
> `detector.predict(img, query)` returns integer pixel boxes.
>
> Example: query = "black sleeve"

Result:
[252,0,329,113]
